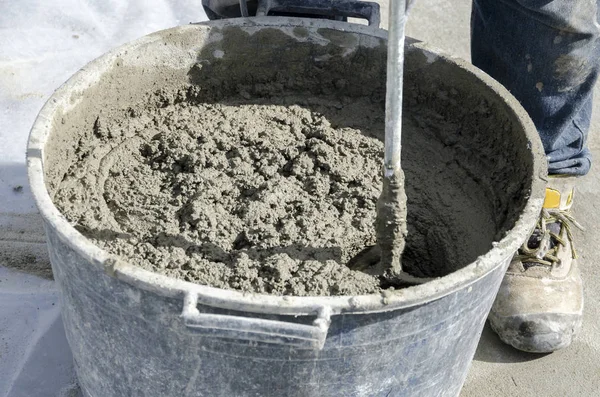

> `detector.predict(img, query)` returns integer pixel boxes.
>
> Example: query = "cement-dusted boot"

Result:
[489,176,584,353]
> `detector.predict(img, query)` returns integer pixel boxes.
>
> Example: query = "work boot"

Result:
[489,176,584,353]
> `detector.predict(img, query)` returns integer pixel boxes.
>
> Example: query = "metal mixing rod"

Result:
[384,0,408,179]
[375,0,432,286]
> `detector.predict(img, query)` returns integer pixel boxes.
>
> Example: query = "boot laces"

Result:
[516,208,584,267]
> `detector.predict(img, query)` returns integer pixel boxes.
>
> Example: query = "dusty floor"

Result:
[394,1,600,395]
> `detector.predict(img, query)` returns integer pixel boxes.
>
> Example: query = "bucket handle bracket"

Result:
[181,292,332,350]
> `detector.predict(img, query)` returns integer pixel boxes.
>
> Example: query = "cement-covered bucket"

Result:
[28,18,546,397]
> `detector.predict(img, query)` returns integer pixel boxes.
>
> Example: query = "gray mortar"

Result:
[46,26,530,297]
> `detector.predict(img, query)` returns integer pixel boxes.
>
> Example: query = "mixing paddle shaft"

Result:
[374,0,431,285]
[384,0,407,177]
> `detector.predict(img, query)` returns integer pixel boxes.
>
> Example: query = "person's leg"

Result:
[471,0,599,352]
[471,0,600,176]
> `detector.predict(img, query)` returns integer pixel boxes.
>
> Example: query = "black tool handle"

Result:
[257,0,380,27]
[202,0,381,28]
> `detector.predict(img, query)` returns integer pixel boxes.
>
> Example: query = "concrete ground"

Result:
[394,1,600,395]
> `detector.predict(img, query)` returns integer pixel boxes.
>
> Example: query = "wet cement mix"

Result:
[54,90,501,296]
[50,28,521,296]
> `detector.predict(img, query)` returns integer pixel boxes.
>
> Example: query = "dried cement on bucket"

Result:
[46,27,529,296]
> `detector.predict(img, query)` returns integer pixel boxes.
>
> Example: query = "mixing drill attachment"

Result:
[374,0,433,286]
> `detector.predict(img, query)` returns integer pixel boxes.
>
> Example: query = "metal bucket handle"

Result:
[182,292,333,349]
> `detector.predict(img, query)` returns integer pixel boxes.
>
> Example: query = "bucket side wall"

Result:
[46,222,507,397]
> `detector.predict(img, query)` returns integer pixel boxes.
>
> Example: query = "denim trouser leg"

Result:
[471,0,600,176]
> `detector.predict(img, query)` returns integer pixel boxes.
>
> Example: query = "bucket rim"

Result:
[27,17,547,316]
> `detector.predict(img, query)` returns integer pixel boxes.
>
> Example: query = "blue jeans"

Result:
[471,0,600,176]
